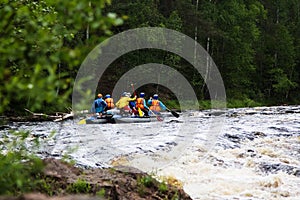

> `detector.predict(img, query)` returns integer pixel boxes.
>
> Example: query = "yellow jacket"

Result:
[116,96,136,109]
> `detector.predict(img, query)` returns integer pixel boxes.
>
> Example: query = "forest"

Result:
[1,0,299,115]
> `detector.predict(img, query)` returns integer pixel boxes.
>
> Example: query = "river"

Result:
[1,106,300,200]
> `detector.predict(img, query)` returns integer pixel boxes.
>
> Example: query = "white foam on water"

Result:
[2,106,300,199]
[125,107,300,199]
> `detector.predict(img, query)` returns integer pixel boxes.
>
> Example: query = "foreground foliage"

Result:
[0,131,43,195]
[0,0,122,114]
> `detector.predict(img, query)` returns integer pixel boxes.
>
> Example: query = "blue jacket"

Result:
[142,98,149,110]
[91,97,107,113]
[129,100,136,108]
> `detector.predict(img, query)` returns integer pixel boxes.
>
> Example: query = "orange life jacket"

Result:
[150,100,161,112]
[105,98,114,109]
[136,98,144,109]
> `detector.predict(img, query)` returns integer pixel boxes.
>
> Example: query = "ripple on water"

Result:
[1,106,300,199]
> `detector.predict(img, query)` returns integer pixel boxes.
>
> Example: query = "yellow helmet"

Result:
[97,93,103,98]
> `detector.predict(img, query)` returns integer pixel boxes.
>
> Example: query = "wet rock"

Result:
[259,162,300,177]
[165,141,177,146]
[211,157,226,167]
[269,126,290,133]
[166,119,183,123]
[0,125,10,130]
[216,133,242,149]
[206,110,226,116]
[285,108,300,114]
[224,133,242,143]
[114,165,144,174]
[215,140,240,149]
[253,131,267,137]
[237,149,257,158]
[31,132,48,139]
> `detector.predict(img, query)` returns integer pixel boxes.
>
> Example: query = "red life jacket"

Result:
[136,98,144,109]
[150,100,160,112]
[105,98,114,109]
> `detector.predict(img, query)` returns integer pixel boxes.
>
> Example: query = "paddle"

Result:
[131,83,142,116]
[148,109,163,121]
[78,113,97,125]
[78,118,86,124]
[137,107,143,117]
[78,114,94,124]
[166,108,180,118]
[131,83,136,96]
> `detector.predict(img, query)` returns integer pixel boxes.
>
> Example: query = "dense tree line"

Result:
[1,0,299,114]
[105,0,300,106]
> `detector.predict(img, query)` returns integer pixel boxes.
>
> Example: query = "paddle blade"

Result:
[156,115,163,121]
[138,108,143,117]
[171,110,180,118]
[78,119,86,124]
[166,108,180,118]
[149,110,163,121]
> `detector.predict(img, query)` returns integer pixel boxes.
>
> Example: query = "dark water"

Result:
[1,106,300,199]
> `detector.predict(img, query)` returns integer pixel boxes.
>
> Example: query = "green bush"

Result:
[66,179,92,194]
[198,100,212,110]
[96,188,106,197]
[137,175,155,196]
[227,98,262,108]
[164,100,180,110]
[0,131,44,195]
[158,181,168,193]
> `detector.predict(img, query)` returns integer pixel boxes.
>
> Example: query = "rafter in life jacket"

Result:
[105,97,114,109]
[136,98,145,109]
[150,99,161,111]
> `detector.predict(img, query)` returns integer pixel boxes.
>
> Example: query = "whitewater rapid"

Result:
[1,106,299,199]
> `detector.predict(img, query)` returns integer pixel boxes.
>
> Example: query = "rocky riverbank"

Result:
[0,158,191,200]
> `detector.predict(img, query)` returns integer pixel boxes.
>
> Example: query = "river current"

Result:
[1,106,300,200]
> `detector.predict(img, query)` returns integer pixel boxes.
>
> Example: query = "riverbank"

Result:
[0,158,191,200]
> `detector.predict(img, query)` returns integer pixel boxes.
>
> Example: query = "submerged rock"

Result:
[259,162,300,177]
